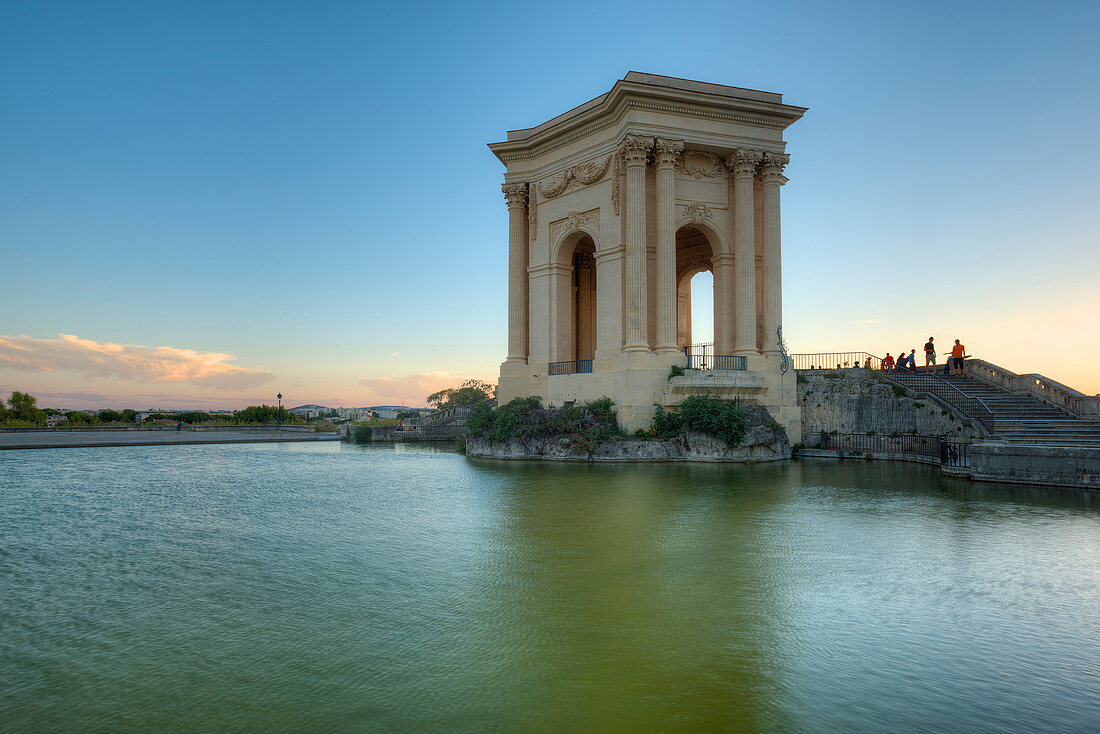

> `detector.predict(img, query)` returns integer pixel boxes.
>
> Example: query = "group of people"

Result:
[883,336,969,376]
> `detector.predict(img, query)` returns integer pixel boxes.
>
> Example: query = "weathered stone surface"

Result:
[797,370,981,444]
[968,442,1100,489]
[468,429,788,463]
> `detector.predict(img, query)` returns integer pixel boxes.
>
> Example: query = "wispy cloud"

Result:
[390,351,400,356]
[0,334,274,390]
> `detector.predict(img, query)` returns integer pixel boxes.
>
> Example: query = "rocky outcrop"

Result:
[797,370,982,445]
[467,426,788,463]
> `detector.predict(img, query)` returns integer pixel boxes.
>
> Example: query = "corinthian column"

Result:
[621,135,653,351]
[502,182,529,362]
[654,138,683,353]
[727,149,763,355]
[760,152,789,354]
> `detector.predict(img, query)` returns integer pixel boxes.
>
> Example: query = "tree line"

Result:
[0,392,310,427]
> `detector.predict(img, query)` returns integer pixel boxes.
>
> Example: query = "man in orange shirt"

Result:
[951,339,967,375]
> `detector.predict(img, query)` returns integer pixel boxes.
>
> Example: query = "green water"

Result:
[2,442,1098,732]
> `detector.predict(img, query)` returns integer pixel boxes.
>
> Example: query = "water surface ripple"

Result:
[2,443,1098,732]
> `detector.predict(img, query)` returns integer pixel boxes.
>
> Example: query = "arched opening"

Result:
[571,236,596,361]
[675,226,716,354]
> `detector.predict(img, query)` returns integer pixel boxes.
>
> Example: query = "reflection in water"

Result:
[1,445,1097,732]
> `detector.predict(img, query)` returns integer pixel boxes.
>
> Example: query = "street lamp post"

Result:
[277,393,283,432]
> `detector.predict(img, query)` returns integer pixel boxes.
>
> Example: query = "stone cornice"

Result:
[489,75,806,165]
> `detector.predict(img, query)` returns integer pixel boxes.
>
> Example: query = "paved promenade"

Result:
[0,429,343,450]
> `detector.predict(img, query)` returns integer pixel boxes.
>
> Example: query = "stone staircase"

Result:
[940,374,1100,447]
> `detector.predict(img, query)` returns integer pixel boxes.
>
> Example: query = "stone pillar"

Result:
[727,150,762,355]
[653,138,683,353]
[502,182,529,362]
[621,135,653,351]
[760,152,789,354]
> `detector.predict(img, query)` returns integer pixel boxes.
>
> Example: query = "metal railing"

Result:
[548,359,593,375]
[815,432,972,468]
[792,352,882,370]
[686,343,747,371]
[818,431,941,458]
[940,441,970,468]
[885,371,995,432]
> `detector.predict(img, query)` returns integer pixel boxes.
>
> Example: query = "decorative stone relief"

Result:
[527,186,537,241]
[538,155,612,199]
[675,150,724,179]
[574,251,595,269]
[549,208,600,248]
[681,202,713,224]
[612,154,622,215]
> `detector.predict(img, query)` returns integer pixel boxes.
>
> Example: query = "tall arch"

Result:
[550,231,599,363]
[675,225,724,354]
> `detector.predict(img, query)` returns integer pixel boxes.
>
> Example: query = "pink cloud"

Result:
[0,333,274,391]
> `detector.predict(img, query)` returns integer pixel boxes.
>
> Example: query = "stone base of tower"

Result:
[498,352,801,439]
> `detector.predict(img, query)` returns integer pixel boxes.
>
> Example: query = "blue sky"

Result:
[2,0,1098,408]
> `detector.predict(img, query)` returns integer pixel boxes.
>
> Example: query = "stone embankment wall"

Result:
[468,428,789,463]
[965,443,1100,489]
[797,370,981,445]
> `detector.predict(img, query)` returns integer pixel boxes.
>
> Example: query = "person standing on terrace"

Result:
[924,337,937,374]
[951,339,968,375]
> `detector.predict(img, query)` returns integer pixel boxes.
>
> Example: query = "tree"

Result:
[98,409,124,423]
[426,380,496,410]
[7,391,45,425]
[121,409,137,423]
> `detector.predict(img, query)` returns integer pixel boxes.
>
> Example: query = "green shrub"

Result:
[352,424,373,443]
[891,384,908,398]
[652,404,682,438]
[676,395,748,447]
[668,364,685,380]
[796,373,809,384]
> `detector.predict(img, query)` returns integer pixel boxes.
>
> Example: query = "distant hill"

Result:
[289,404,332,411]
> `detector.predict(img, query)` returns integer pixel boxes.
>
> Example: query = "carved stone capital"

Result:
[759,152,790,184]
[725,149,763,179]
[653,138,684,169]
[619,135,653,168]
[501,182,528,208]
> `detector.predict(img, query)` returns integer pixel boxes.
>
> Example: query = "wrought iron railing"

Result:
[814,432,972,468]
[548,359,593,376]
[818,431,941,457]
[792,352,882,370]
[885,371,995,433]
[686,343,747,371]
[940,440,970,468]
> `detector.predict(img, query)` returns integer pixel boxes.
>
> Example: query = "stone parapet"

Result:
[968,359,1100,420]
[968,442,1100,489]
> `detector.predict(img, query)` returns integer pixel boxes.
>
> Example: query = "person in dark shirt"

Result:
[924,337,936,373]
